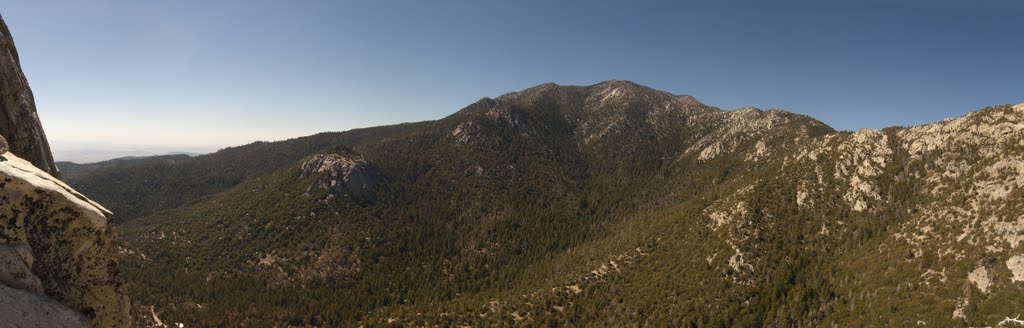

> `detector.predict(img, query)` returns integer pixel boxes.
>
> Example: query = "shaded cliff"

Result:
[0,14,130,328]
[0,14,59,178]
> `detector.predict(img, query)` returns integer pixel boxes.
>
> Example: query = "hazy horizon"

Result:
[4,1,1023,155]
[49,140,219,163]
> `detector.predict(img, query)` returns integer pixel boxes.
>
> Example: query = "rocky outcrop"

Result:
[687,107,830,162]
[0,14,130,328]
[679,99,1024,325]
[301,153,381,202]
[1,151,130,327]
[0,15,59,178]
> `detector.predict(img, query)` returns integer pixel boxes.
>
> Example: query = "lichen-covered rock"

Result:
[0,151,130,327]
[301,153,381,202]
[0,15,60,178]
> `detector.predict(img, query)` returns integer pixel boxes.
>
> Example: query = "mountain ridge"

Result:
[62,81,829,224]
[55,80,1024,326]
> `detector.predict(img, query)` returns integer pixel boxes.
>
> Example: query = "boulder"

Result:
[301,153,381,202]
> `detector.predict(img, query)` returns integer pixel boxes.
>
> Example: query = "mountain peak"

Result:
[592,79,645,89]
[491,80,709,110]
[589,80,672,98]
[675,94,702,105]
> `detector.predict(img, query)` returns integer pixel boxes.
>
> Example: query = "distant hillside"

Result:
[58,123,425,223]
[66,81,1024,326]
[52,147,209,165]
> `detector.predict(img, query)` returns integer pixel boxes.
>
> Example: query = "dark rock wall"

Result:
[0,14,60,178]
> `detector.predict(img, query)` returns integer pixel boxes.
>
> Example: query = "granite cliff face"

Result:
[0,14,130,328]
[0,15,59,178]
[300,152,381,202]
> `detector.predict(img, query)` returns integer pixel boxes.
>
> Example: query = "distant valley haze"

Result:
[49,140,214,164]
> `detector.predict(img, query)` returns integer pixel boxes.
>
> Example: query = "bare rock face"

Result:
[0,241,43,292]
[0,14,130,328]
[301,153,381,202]
[0,15,60,178]
[0,151,131,327]
[0,283,86,328]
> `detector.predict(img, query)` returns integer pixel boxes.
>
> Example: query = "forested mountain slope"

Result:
[63,81,1024,326]
[58,123,426,223]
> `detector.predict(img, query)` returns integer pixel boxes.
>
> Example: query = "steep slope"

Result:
[113,81,834,326]
[68,79,1023,326]
[0,15,59,178]
[365,103,1024,327]
[0,14,130,327]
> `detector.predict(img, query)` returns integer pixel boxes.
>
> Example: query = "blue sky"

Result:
[3,1,1022,152]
